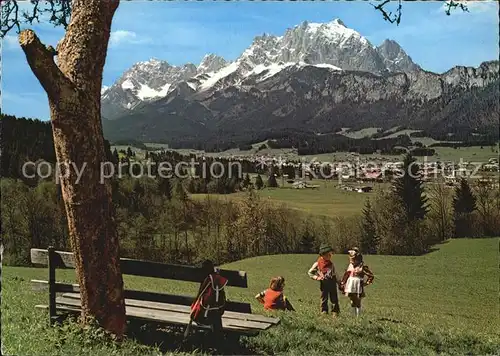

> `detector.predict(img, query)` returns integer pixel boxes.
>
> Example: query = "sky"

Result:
[2,0,498,120]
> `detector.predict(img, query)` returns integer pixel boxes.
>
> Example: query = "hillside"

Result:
[3,238,499,355]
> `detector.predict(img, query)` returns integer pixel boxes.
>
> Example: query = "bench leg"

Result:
[226,333,240,345]
[48,247,57,326]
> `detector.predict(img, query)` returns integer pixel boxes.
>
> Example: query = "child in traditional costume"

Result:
[255,276,295,311]
[339,247,374,317]
[308,244,341,316]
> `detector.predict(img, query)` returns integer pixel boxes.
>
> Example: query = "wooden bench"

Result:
[30,247,280,338]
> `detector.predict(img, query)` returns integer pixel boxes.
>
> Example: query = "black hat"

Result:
[318,244,334,255]
[200,259,215,274]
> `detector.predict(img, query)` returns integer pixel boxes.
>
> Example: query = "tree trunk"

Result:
[19,0,126,338]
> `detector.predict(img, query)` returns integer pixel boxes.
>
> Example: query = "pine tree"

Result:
[452,178,477,237]
[158,177,172,200]
[242,173,251,189]
[393,153,429,221]
[131,180,144,212]
[453,178,477,213]
[172,179,188,202]
[216,177,227,194]
[299,230,315,253]
[267,174,279,188]
[171,179,190,262]
[186,178,196,194]
[112,148,119,165]
[131,161,142,177]
[127,147,133,158]
[255,174,264,190]
[228,176,238,192]
[360,198,378,254]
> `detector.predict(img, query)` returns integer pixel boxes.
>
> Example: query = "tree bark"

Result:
[19,0,126,338]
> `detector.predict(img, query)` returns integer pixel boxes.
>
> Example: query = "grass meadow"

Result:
[191,179,384,218]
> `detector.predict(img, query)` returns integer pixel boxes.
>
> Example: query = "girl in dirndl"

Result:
[340,247,374,317]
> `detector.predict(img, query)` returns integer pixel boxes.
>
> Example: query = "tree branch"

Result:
[371,0,402,25]
[1,0,21,37]
[56,0,119,95]
[19,29,75,102]
[444,0,469,16]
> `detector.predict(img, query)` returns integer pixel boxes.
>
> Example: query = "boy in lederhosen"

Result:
[308,244,341,317]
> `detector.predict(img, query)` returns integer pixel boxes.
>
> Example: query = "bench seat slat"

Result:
[55,297,272,331]
[61,292,279,325]
[31,280,253,314]
[35,304,259,336]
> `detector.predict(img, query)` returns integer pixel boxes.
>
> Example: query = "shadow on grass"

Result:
[51,314,259,355]
[126,320,259,355]
[424,239,453,255]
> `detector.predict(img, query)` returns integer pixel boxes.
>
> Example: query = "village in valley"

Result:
[121,143,500,194]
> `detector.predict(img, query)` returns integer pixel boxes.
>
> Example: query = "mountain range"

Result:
[101,18,499,150]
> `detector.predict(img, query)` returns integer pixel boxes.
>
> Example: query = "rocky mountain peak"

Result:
[102,18,424,118]
[198,54,228,74]
[378,39,402,56]
[331,18,346,27]
[376,39,420,72]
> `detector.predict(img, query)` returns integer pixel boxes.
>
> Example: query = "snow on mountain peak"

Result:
[331,18,346,27]
[199,61,239,90]
[301,18,367,46]
[102,18,420,117]
[198,53,228,74]
[231,17,377,73]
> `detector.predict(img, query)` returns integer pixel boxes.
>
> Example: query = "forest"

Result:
[2,114,499,268]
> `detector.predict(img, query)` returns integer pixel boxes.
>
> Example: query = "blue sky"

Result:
[2,0,498,120]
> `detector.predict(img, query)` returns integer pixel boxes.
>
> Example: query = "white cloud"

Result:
[109,30,152,48]
[464,0,498,12]
[2,35,19,50]
[2,91,50,119]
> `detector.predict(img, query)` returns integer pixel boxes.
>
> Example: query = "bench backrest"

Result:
[30,247,251,313]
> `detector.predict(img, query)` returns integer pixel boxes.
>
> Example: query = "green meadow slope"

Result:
[2,238,499,355]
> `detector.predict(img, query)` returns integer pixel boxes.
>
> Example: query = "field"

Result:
[429,146,499,163]
[339,127,381,139]
[192,179,384,218]
[2,238,499,355]
[376,129,421,139]
[287,146,498,164]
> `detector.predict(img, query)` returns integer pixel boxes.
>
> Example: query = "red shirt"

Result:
[261,288,286,310]
[317,256,335,279]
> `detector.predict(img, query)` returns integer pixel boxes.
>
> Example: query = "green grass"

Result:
[376,129,422,140]
[432,146,499,163]
[340,127,381,139]
[192,179,383,218]
[2,239,499,355]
